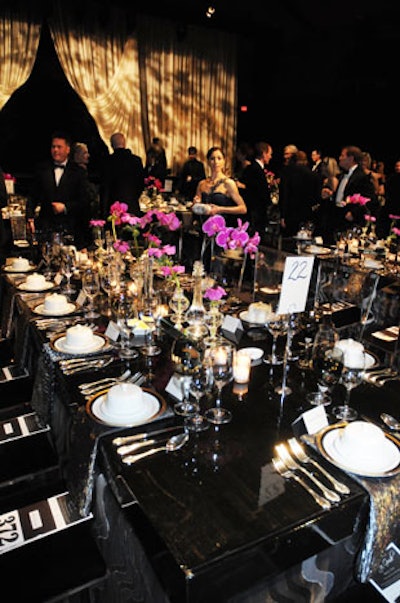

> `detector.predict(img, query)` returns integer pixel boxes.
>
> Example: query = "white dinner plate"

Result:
[33,302,77,317]
[316,423,400,477]
[18,281,55,292]
[364,352,378,370]
[239,311,267,327]
[363,259,384,270]
[237,347,264,366]
[51,332,107,355]
[303,245,332,255]
[3,264,36,273]
[86,388,166,427]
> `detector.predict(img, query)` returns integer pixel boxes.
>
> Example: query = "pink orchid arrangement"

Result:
[91,202,181,256]
[144,176,163,196]
[346,194,370,206]
[204,285,227,302]
[202,216,260,258]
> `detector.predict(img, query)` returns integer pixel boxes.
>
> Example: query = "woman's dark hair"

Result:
[206,146,225,160]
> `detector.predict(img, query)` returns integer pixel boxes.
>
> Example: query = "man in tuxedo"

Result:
[100,132,145,218]
[30,131,91,249]
[240,141,273,238]
[177,146,206,201]
[323,145,379,231]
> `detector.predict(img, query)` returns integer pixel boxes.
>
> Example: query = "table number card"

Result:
[277,255,314,315]
[76,289,87,307]
[222,314,243,335]
[54,272,63,286]
[370,542,400,602]
[105,320,120,342]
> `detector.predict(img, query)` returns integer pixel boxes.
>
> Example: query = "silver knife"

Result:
[112,425,182,447]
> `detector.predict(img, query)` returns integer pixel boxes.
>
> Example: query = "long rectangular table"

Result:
[2,260,400,602]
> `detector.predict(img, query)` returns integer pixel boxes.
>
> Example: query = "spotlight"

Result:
[206,6,216,18]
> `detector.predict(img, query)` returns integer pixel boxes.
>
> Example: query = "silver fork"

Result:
[79,369,133,394]
[288,438,350,495]
[81,371,144,398]
[275,443,341,503]
[272,457,331,510]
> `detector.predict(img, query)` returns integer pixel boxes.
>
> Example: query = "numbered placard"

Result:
[277,255,314,315]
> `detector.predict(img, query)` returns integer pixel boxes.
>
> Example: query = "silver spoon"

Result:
[380,413,400,431]
[122,432,189,464]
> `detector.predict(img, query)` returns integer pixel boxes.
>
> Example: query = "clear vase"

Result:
[169,288,190,330]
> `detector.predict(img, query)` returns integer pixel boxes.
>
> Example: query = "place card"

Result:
[370,542,400,602]
[54,273,63,286]
[0,412,49,444]
[105,320,120,342]
[277,255,314,315]
[165,374,183,401]
[0,492,92,555]
[76,289,86,306]
[291,405,328,439]
[222,314,243,334]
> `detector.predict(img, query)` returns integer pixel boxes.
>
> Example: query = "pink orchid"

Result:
[144,233,162,246]
[244,232,261,257]
[89,219,106,227]
[392,227,400,237]
[364,214,376,222]
[389,214,400,221]
[346,194,370,206]
[204,286,227,301]
[156,211,181,231]
[113,240,130,253]
[202,215,226,236]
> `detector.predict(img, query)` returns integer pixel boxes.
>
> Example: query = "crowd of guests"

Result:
[1,132,400,258]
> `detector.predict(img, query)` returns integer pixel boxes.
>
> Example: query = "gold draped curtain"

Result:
[0,1,238,173]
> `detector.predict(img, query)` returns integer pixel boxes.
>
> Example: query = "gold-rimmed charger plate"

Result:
[3,263,36,273]
[33,301,78,317]
[50,331,108,355]
[17,280,55,292]
[86,387,166,427]
[316,422,400,477]
[303,245,332,255]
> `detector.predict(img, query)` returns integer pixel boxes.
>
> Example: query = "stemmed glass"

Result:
[264,310,289,365]
[60,246,76,295]
[41,241,53,277]
[204,341,234,425]
[184,365,211,432]
[307,347,344,406]
[81,266,100,319]
[100,262,120,317]
[332,352,366,421]
[172,339,202,417]
[113,287,139,360]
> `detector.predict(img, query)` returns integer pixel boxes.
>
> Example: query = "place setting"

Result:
[50,323,109,355]
[85,381,167,427]
[2,256,36,273]
[17,272,56,292]
[33,292,78,317]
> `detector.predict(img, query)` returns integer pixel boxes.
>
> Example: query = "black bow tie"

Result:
[54,163,65,169]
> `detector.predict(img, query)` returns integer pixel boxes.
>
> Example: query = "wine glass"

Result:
[204,341,234,425]
[172,340,202,417]
[184,365,211,432]
[100,261,120,317]
[113,287,139,360]
[264,310,289,366]
[60,246,76,295]
[82,266,100,319]
[307,346,344,406]
[332,352,366,421]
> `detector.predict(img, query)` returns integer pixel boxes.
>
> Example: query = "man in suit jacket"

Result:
[240,141,273,238]
[330,145,379,231]
[30,131,91,249]
[100,132,145,218]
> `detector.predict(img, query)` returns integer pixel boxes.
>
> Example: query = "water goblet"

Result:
[307,346,344,406]
[60,246,76,295]
[172,340,202,417]
[82,266,100,319]
[204,341,234,425]
[184,366,211,432]
[113,288,139,360]
[332,352,366,421]
[264,310,289,366]
[100,262,120,317]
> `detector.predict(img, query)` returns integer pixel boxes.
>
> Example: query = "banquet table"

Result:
[1,253,400,602]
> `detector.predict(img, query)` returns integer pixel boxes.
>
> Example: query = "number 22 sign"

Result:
[277,256,314,315]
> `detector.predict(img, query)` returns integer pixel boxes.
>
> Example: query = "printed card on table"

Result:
[277,255,314,315]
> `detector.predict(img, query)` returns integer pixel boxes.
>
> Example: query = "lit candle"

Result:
[233,351,251,383]
[213,346,228,365]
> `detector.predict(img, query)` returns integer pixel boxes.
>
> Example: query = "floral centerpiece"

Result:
[4,172,16,195]
[144,176,163,200]
[344,194,370,207]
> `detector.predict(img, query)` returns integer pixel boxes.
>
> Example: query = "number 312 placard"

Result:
[277,256,315,315]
